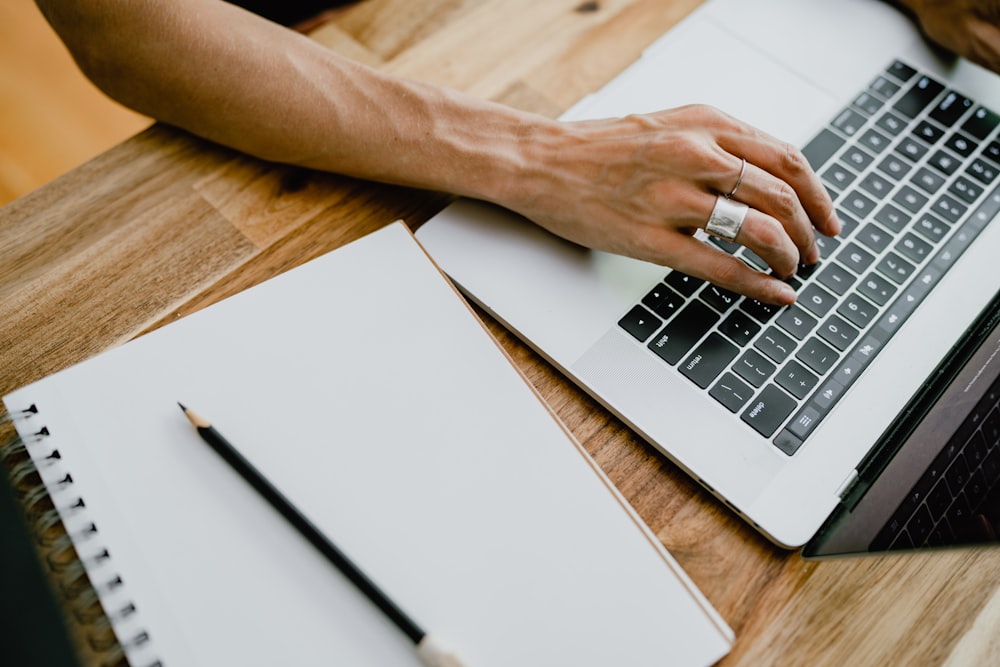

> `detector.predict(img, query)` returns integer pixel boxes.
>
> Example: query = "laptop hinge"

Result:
[835,469,860,501]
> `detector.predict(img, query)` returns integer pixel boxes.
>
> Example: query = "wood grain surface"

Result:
[2,1,998,665]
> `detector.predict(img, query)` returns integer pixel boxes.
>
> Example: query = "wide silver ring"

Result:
[727,157,747,198]
[706,194,749,242]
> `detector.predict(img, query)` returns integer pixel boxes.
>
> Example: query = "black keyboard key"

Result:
[817,262,858,295]
[783,275,803,293]
[929,91,974,128]
[776,359,819,400]
[853,91,884,116]
[842,145,876,171]
[787,403,826,442]
[876,251,916,284]
[802,128,846,170]
[642,283,684,319]
[739,247,768,271]
[926,478,953,518]
[913,214,948,244]
[895,136,930,162]
[931,194,967,224]
[797,336,839,374]
[740,298,780,323]
[777,305,818,340]
[886,61,917,83]
[855,224,893,254]
[710,236,741,254]
[928,149,961,176]
[710,372,754,413]
[876,111,908,137]
[818,314,860,351]
[858,272,897,306]
[755,326,797,364]
[912,167,946,195]
[914,120,945,145]
[837,211,863,238]
[860,171,894,198]
[859,128,892,154]
[734,349,777,387]
[874,204,910,233]
[949,492,974,536]
[946,451,971,491]
[894,75,945,118]
[945,132,976,158]
[720,310,761,346]
[680,333,739,389]
[892,185,929,214]
[742,384,798,438]
[968,468,989,510]
[665,270,704,297]
[877,154,913,180]
[619,305,661,341]
[950,176,984,205]
[832,108,868,136]
[837,293,879,329]
[822,163,858,191]
[837,242,876,275]
[871,74,903,97]
[773,430,804,456]
[816,375,847,411]
[984,449,1000,480]
[986,141,1000,165]
[968,158,999,185]
[700,283,740,312]
[967,431,989,469]
[963,107,1000,140]
[907,503,935,545]
[814,235,841,260]
[798,284,838,319]
[647,300,719,365]
[872,509,909,551]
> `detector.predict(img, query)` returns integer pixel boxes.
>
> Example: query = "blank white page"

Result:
[6,222,732,666]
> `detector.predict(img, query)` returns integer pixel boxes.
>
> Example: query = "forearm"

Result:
[35,0,558,204]
[35,0,841,306]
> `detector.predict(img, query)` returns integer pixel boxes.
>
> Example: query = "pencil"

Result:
[178,403,465,667]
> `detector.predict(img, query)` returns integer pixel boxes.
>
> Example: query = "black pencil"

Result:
[178,403,465,667]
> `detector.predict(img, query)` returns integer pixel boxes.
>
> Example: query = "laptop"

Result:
[416,0,1000,551]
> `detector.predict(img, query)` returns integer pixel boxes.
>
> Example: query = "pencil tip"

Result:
[177,402,187,412]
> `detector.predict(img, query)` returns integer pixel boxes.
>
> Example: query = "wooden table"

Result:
[2,1,998,665]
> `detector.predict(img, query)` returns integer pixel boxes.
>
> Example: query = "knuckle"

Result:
[752,216,786,252]
[780,142,811,176]
[770,182,801,221]
[711,256,746,286]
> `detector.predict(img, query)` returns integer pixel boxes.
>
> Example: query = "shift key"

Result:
[648,301,720,365]
[741,384,798,437]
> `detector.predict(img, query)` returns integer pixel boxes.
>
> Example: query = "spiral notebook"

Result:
[1,223,732,667]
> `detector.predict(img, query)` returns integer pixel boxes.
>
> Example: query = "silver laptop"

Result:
[416,0,1000,549]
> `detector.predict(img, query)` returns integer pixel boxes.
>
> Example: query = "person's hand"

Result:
[896,0,1000,74]
[503,104,840,306]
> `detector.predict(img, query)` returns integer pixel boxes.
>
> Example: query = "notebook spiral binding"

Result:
[1,406,162,667]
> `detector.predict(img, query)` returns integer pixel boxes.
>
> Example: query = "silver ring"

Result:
[706,194,749,242]
[727,157,747,198]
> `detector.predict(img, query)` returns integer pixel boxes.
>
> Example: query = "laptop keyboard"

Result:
[870,374,1000,550]
[618,60,1000,455]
